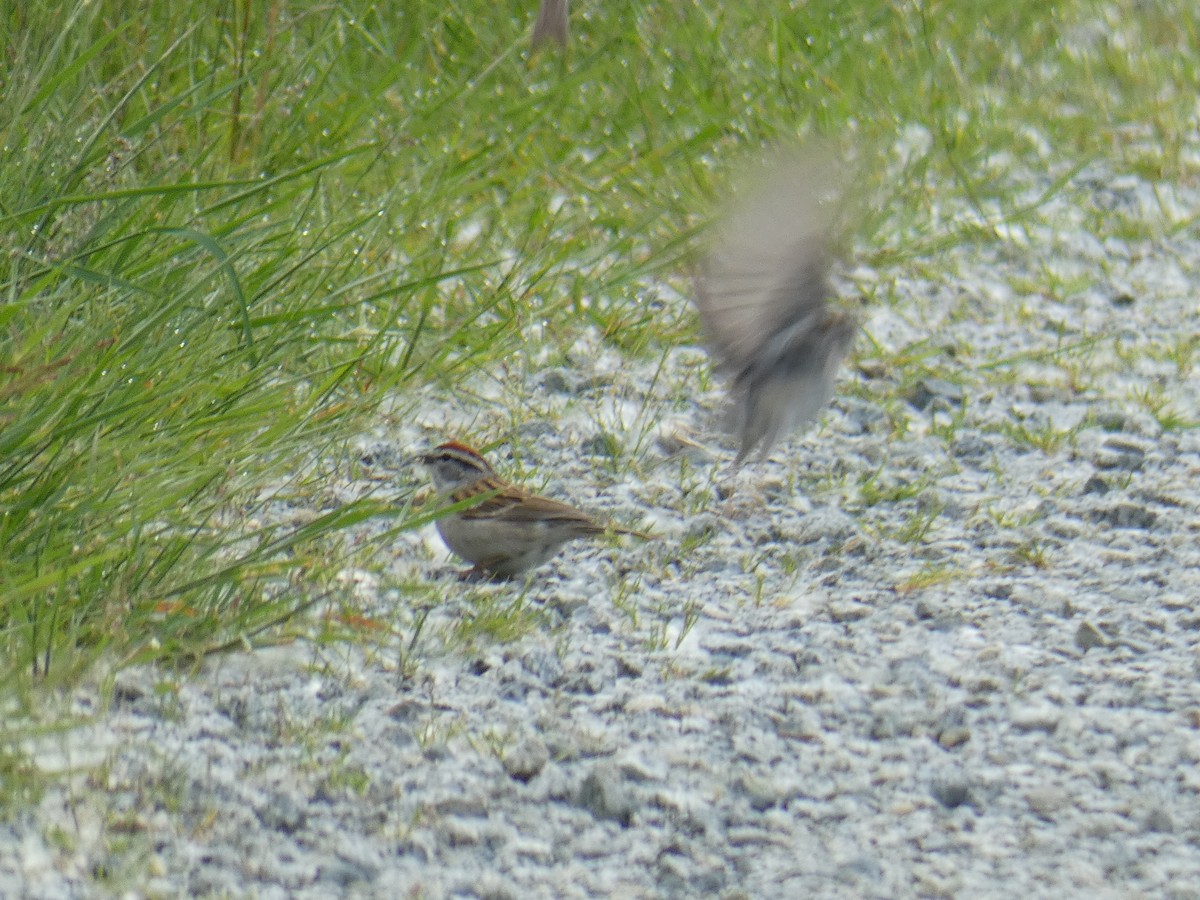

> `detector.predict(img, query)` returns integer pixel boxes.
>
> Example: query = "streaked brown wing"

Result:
[461,482,601,532]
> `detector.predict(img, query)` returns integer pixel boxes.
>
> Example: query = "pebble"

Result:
[1075,620,1113,652]
[930,775,974,810]
[906,377,966,410]
[576,764,638,826]
[503,735,550,782]
[1011,705,1063,734]
[1026,786,1070,820]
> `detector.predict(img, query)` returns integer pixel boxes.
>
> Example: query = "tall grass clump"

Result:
[0,3,461,693]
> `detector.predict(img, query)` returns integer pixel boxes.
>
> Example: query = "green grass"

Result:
[2,0,1197,709]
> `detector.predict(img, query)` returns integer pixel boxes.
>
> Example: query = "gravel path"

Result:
[9,161,1200,898]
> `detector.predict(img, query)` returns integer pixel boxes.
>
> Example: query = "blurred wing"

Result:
[532,0,569,49]
[693,153,836,372]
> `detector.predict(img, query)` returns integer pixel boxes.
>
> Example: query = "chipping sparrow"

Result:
[420,441,648,578]
[531,0,569,50]
[693,151,857,464]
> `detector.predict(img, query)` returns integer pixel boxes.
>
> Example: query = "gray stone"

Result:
[576,764,637,826]
[503,735,550,782]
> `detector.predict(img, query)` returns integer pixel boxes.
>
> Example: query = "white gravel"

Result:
[9,162,1200,899]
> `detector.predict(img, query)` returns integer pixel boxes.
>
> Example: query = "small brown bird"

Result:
[531,0,569,50]
[420,441,648,578]
[693,151,857,464]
